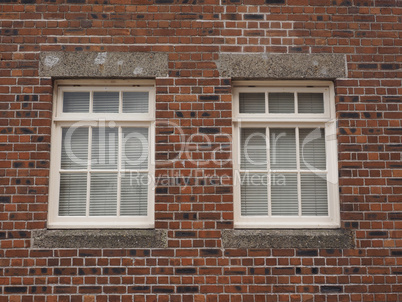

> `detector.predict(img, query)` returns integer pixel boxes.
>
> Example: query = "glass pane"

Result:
[91,128,118,169]
[121,173,148,216]
[268,93,294,113]
[301,174,328,216]
[123,92,149,113]
[239,93,265,114]
[240,128,267,170]
[270,128,296,170]
[63,92,90,113]
[59,173,87,216]
[122,128,148,170]
[89,173,117,216]
[298,93,324,114]
[240,173,268,216]
[299,128,326,170]
[271,173,298,216]
[93,91,119,113]
[61,127,88,169]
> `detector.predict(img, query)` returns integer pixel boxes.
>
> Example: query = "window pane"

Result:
[299,128,326,170]
[240,173,268,216]
[89,173,117,216]
[271,173,298,216]
[122,128,148,170]
[63,92,90,113]
[91,128,118,169]
[239,93,265,114]
[301,174,328,216]
[61,127,88,169]
[121,173,148,216]
[123,92,149,113]
[268,93,294,113]
[270,128,296,170]
[240,128,267,170]
[298,93,324,114]
[59,173,87,216]
[93,91,119,113]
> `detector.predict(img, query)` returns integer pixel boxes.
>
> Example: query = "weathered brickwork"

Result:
[0,0,401,301]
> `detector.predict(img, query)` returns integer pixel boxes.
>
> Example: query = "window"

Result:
[233,81,339,228]
[48,80,155,228]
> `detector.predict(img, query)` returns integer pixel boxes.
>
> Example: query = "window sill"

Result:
[31,229,167,249]
[222,229,354,249]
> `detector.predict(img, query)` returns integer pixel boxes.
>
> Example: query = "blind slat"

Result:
[270,128,296,170]
[123,92,149,113]
[63,92,90,113]
[61,127,88,169]
[59,173,87,216]
[240,128,267,170]
[122,128,148,170]
[241,173,268,216]
[268,93,294,113]
[299,128,326,170]
[91,128,118,169]
[239,93,265,114]
[271,173,298,216]
[93,91,119,113]
[301,174,328,216]
[120,174,148,216]
[89,173,117,216]
[298,93,324,114]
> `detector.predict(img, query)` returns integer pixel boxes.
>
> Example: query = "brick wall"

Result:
[1,0,401,301]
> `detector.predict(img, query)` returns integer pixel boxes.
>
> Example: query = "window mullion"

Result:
[86,126,92,217]
[295,126,301,217]
[266,126,271,217]
[117,126,122,218]
[294,92,298,114]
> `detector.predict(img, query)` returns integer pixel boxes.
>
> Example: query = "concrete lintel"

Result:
[39,52,169,78]
[222,229,354,249]
[31,229,168,249]
[217,53,347,79]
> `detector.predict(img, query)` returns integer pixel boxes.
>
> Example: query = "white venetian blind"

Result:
[93,91,119,113]
[299,128,326,170]
[298,93,324,113]
[123,92,149,113]
[271,173,298,216]
[91,128,118,169]
[270,128,296,170]
[239,93,265,114]
[241,174,268,216]
[301,174,328,216]
[63,92,90,113]
[122,128,148,170]
[58,173,87,216]
[89,173,117,216]
[268,93,294,113]
[61,127,88,169]
[120,174,148,216]
[240,128,267,170]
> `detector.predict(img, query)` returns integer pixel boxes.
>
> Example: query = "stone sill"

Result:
[222,229,354,249]
[31,229,168,249]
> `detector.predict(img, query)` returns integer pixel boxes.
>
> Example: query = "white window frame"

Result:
[233,81,340,229]
[48,80,155,229]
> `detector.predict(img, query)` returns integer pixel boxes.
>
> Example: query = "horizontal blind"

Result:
[120,174,148,216]
[299,128,326,170]
[270,128,296,170]
[59,173,87,216]
[61,127,88,169]
[240,128,267,170]
[268,93,294,113]
[91,128,118,169]
[89,173,117,216]
[239,93,265,114]
[123,92,149,113]
[301,174,328,216]
[241,173,268,216]
[63,92,90,113]
[93,91,119,113]
[122,127,148,170]
[271,173,298,216]
[298,93,324,114]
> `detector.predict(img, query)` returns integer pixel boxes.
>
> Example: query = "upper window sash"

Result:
[233,86,333,122]
[55,86,155,121]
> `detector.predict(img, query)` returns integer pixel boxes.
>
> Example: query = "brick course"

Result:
[1,0,402,301]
